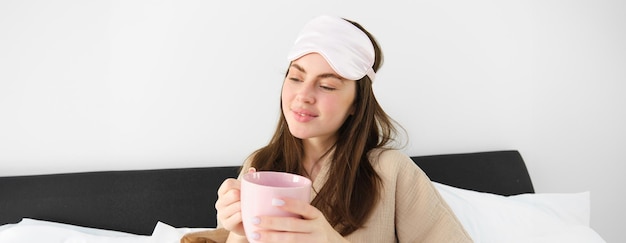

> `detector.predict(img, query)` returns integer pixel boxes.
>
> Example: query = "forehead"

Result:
[289,53,339,75]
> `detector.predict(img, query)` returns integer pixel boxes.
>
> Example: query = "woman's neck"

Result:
[301,137,335,181]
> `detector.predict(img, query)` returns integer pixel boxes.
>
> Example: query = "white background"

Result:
[1,0,624,242]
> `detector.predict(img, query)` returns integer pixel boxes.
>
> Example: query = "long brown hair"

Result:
[250,19,400,236]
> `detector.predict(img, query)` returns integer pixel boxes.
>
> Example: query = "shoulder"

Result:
[369,148,426,180]
[242,152,256,168]
[235,152,257,179]
[369,148,416,169]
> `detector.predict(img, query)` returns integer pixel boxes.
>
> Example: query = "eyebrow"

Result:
[289,63,345,81]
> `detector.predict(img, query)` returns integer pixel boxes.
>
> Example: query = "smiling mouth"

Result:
[294,110,317,117]
[291,109,318,121]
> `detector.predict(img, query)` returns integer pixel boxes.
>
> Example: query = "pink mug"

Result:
[240,171,312,242]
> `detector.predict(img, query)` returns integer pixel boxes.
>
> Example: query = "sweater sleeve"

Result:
[381,150,473,243]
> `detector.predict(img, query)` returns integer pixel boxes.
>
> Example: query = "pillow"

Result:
[433,182,605,243]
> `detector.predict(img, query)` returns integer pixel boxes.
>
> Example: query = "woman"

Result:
[215,15,472,242]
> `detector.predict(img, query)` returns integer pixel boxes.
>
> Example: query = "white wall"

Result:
[1,0,624,241]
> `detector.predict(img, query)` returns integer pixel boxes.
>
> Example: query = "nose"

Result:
[295,83,315,104]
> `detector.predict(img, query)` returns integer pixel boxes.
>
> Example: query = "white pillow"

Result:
[433,182,605,243]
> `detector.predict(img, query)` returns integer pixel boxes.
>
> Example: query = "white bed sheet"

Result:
[0,218,208,243]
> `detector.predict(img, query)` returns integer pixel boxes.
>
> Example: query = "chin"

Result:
[287,127,312,140]
[289,131,309,140]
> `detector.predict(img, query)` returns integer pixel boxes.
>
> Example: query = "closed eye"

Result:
[320,85,336,91]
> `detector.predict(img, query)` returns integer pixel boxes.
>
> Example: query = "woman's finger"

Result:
[217,178,240,197]
[273,197,321,220]
[219,202,242,227]
[256,215,311,233]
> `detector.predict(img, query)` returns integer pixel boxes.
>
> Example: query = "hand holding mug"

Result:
[215,168,256,236]
[240,171,312,243]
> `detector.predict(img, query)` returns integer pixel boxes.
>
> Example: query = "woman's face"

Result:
[282,53,356,145]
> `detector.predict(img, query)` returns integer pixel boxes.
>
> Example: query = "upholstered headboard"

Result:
[0,150,533,235]
[0,166,240,235]
[411,150,534,196]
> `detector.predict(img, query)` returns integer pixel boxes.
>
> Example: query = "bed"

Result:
[0,150,606,242]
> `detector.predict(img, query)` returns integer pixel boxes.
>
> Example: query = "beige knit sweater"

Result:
[196,149,473,243]
[339,149,473,242]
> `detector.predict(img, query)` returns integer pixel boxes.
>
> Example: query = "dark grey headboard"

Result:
[0,166,241,235]
[411,150,534,196]
[0,150,533,235]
